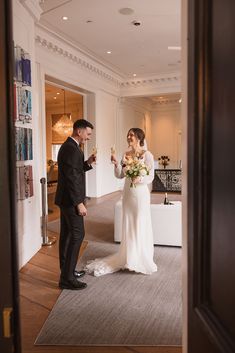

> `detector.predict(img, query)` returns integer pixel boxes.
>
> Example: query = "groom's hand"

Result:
[87,154,96,165]
[77,203,87,216]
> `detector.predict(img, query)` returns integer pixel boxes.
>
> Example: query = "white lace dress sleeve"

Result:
[114,155,125,179]
[139,151,155,184]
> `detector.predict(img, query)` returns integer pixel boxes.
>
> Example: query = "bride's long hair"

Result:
[127,128,147,149]
[127,128,145,146]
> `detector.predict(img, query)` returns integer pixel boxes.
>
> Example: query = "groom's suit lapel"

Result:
[77,145,84,157]
[67,137,84,162]
[77,145,85,162]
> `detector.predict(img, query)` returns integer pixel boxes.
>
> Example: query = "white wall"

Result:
[117,97,182,169]
[150,105,182,168]
[35,24,122,198]
[117,98,151,157]
[13,0,42,268]
[93,90,119,197]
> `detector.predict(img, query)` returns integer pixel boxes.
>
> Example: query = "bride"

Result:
[85,128,157,276]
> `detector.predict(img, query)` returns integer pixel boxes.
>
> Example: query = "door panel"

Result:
[210,1,235,337]
[188,0,235,352]
[0,0,21,352]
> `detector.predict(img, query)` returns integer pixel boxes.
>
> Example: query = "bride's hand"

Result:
[132,176,141,184]
[111,154,118,166]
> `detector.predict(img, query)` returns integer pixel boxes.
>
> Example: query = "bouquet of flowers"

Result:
[122,154,150,187]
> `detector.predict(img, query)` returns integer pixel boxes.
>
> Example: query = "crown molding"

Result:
[19,0,43,21]
[36,22,125,78]
[35,29,181,94]
[121,73,181,88]
[152,98,181,105]
[120,96,181,112]
[150,100,181,112]
[35,34,122,88]
[120,73,181,98]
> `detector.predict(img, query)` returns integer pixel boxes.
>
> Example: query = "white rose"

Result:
[140,169,147,176]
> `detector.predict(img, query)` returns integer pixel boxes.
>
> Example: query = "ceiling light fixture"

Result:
[62,16,68,21]
[133,73,137,77]
[132,20,141,26]
[179,98,182,103]
[53,96,57,99]
[168,46,181,50]
[52,89,73,135]
[107,51,112,54]
[56,92,60,95]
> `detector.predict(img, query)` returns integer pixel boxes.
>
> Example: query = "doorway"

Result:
[0,0,187,350]
[45,82,84,219]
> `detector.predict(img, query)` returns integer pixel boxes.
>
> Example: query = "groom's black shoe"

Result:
[74,270,85,278]
[59,278,87,290]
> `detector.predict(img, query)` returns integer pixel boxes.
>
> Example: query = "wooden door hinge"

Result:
[2,307,13,338]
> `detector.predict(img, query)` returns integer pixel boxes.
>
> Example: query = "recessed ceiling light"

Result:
[179,98,182,103]
[119,8,134,15]
[133,73,137,77]
[53,97,57,99]
[56,92,60,95]
[107,51,112,54]
[168,46,181,50]
[132,20,141,26]
[62,16,68,21]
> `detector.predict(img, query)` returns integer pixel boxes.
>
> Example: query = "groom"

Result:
[55,119,96,290]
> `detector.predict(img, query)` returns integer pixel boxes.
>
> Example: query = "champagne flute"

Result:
[111,145,115,155]
[92,146,97,156]
[111,145,117,165]
[92,146,98,164]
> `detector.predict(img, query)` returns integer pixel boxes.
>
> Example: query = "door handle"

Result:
[3,307,13,338]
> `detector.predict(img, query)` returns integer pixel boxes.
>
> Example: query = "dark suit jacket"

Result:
[55,137,92,208]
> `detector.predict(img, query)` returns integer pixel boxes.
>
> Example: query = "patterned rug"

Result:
[35,241,182,346]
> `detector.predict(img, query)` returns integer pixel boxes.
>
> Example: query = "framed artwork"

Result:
[15,127,33,161]
[16,165,34,200]
[14,44,34,202]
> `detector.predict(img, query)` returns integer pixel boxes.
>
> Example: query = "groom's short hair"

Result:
[73,119,94,130]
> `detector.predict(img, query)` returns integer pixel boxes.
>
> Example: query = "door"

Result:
[188,0,235,352]
[0,0,21,352]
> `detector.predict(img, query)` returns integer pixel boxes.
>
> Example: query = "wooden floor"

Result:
[19,193,182,353]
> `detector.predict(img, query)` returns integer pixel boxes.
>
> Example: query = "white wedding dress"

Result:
[85,150,158,276]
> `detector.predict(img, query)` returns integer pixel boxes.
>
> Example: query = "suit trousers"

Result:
[59,206,85,281]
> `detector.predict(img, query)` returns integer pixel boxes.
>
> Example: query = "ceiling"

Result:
[45,83,181,110]
[39,0,181,78]
[45,83,83,107]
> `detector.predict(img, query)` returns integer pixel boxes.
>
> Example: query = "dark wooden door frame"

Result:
[188,0,235,352]
[0,0,21,351]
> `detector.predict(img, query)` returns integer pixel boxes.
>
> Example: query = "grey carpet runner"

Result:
[35,241,182,346]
